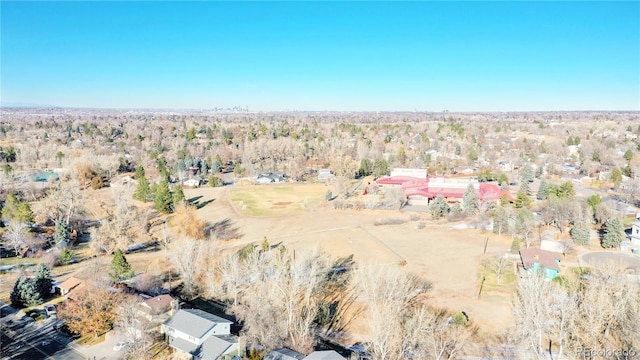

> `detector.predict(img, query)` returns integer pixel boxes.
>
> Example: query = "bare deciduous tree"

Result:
[482,255,510,285]
[33,179,86,225]
[351,264,430,360]
[4,220,29,256]
[167,236,202,298]
[402,306,474,360]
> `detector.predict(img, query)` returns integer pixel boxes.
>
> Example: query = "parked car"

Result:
[44,304,57,317]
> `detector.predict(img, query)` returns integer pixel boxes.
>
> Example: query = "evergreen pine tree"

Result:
[601,218,625,248]
[514,190,531,208]
[154,180,173,213]
[610,167,623,187]
[359,159,372,177]
[34,264,53,300]
[498,173,509,187]
[450,202,463,218]
[53,219,69,247]
[586,194,602,214]
[570,224,591,245]
[19,278,42,306]
[1,193,34,224]
[462,183,479,215]
[212,159,222,173]
[133,176,152,202]
[110,249,134,281]
[536,179,549,200]
[429,194,450,219]
[133,165,145,180]
[521,163,534,183]
[173,185,186,207]
[10,278,24,307]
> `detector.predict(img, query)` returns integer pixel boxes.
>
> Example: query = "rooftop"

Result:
[520,248,561,272]
[164,309,232,339]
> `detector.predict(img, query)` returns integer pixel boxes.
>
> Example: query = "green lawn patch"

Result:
[230,185,325,216]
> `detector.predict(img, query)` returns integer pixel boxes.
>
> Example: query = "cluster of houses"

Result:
[54,277,348,360]
[518,220,640,281]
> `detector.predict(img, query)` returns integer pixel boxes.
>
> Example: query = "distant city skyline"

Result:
[1,1,639,112]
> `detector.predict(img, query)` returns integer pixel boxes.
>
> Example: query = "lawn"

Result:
[229,184,327,216]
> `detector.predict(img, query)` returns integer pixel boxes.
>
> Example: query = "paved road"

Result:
[580,251,640,271]
[1,304,85,360]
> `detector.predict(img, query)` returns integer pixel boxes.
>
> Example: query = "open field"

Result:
[0,184,518,339]
[186,185,517,333]
[229,183,328,216]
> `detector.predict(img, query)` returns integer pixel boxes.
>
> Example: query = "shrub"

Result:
[373,217,407,226]
[59,248,74,265]
[90,176,105,190]
[208,175,220,187]
[510,239,521,253]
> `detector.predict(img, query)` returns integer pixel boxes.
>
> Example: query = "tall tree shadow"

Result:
[187,196,215,209]
[206,218,243,240]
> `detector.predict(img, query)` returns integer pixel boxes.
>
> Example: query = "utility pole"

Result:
[477,275,485,299]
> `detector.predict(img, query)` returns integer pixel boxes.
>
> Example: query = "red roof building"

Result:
[376,175,512,203]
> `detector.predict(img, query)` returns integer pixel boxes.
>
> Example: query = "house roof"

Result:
[377,177,512,201]
[304,350,346,360]
[376,176,420,185]
[164,309,232,339]
[264,348,306,360]
[169,336,199,355]
[58,277,83,291]
[520,248,561,272]
[195,335,238,360]
[140,294,174,315]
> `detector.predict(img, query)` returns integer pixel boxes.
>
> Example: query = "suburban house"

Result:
[57,277,83,298]
[317,168,336,182]
[183,177,203,188]
[162,309,241,360]
[519,248,562,280]
[264,349,346,360]
[257,171,286,184]
[138,294,179,327]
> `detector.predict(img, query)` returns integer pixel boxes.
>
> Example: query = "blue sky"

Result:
[1,1,639,111]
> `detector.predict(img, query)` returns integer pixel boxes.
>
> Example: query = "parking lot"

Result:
[1,302,85,360]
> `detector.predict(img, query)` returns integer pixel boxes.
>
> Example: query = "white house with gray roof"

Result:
[162,309,241,360]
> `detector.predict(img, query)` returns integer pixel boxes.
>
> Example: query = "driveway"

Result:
[73,331,126,360]
[580,251,640,272]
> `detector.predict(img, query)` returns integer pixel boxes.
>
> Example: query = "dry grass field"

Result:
[0,183,516,337]
[186,185,516,333]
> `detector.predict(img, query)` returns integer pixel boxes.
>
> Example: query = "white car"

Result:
[44,304,57,317]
